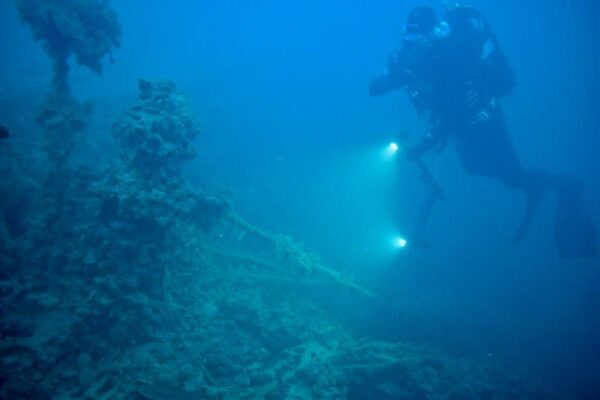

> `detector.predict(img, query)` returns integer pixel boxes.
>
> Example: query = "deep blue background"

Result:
[2,0,599,397]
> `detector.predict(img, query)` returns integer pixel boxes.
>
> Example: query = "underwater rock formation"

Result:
[16,0,121,91]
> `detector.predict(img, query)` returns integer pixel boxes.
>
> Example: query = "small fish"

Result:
[0,124,9,139]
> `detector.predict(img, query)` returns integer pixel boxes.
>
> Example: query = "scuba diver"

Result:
[370,4,597,257]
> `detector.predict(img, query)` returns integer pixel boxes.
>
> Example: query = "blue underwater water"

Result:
[1,0,600,399]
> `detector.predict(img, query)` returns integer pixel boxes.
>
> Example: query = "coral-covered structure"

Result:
[17,0,121,172]
[0,80,562,399]
[35,90,93,168]
[16,0,121,91]
[112,79,200,183]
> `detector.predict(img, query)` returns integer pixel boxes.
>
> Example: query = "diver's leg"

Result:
[507,169,546,242]
[456,109,596,251]
[455,109,557,241]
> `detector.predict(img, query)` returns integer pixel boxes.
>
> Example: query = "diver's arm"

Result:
[406,131,446,161]
[369,51,407,97]
[369,70,394,97]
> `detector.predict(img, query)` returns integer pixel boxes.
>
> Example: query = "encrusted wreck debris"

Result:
[0,79,560,399]
[17,0,121,174]
[16,0,121,91]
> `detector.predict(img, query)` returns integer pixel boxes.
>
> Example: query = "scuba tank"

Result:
[443,4,518,98]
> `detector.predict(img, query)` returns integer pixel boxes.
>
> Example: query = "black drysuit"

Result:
[370,14,565,241]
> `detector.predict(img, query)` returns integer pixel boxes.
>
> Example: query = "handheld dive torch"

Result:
[391,131,445,249]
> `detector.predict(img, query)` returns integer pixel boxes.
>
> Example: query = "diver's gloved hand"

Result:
[406,131,445,161]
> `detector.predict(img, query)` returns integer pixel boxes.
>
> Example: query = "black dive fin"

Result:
[513,187,544,243]
[555,186,597,259]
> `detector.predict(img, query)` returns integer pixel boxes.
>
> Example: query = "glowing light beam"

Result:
[393,236,408,249]
[383,142,400,160]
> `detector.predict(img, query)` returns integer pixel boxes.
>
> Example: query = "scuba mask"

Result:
[402,6,437,57]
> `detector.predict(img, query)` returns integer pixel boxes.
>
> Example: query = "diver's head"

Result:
[404,6,437,40]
